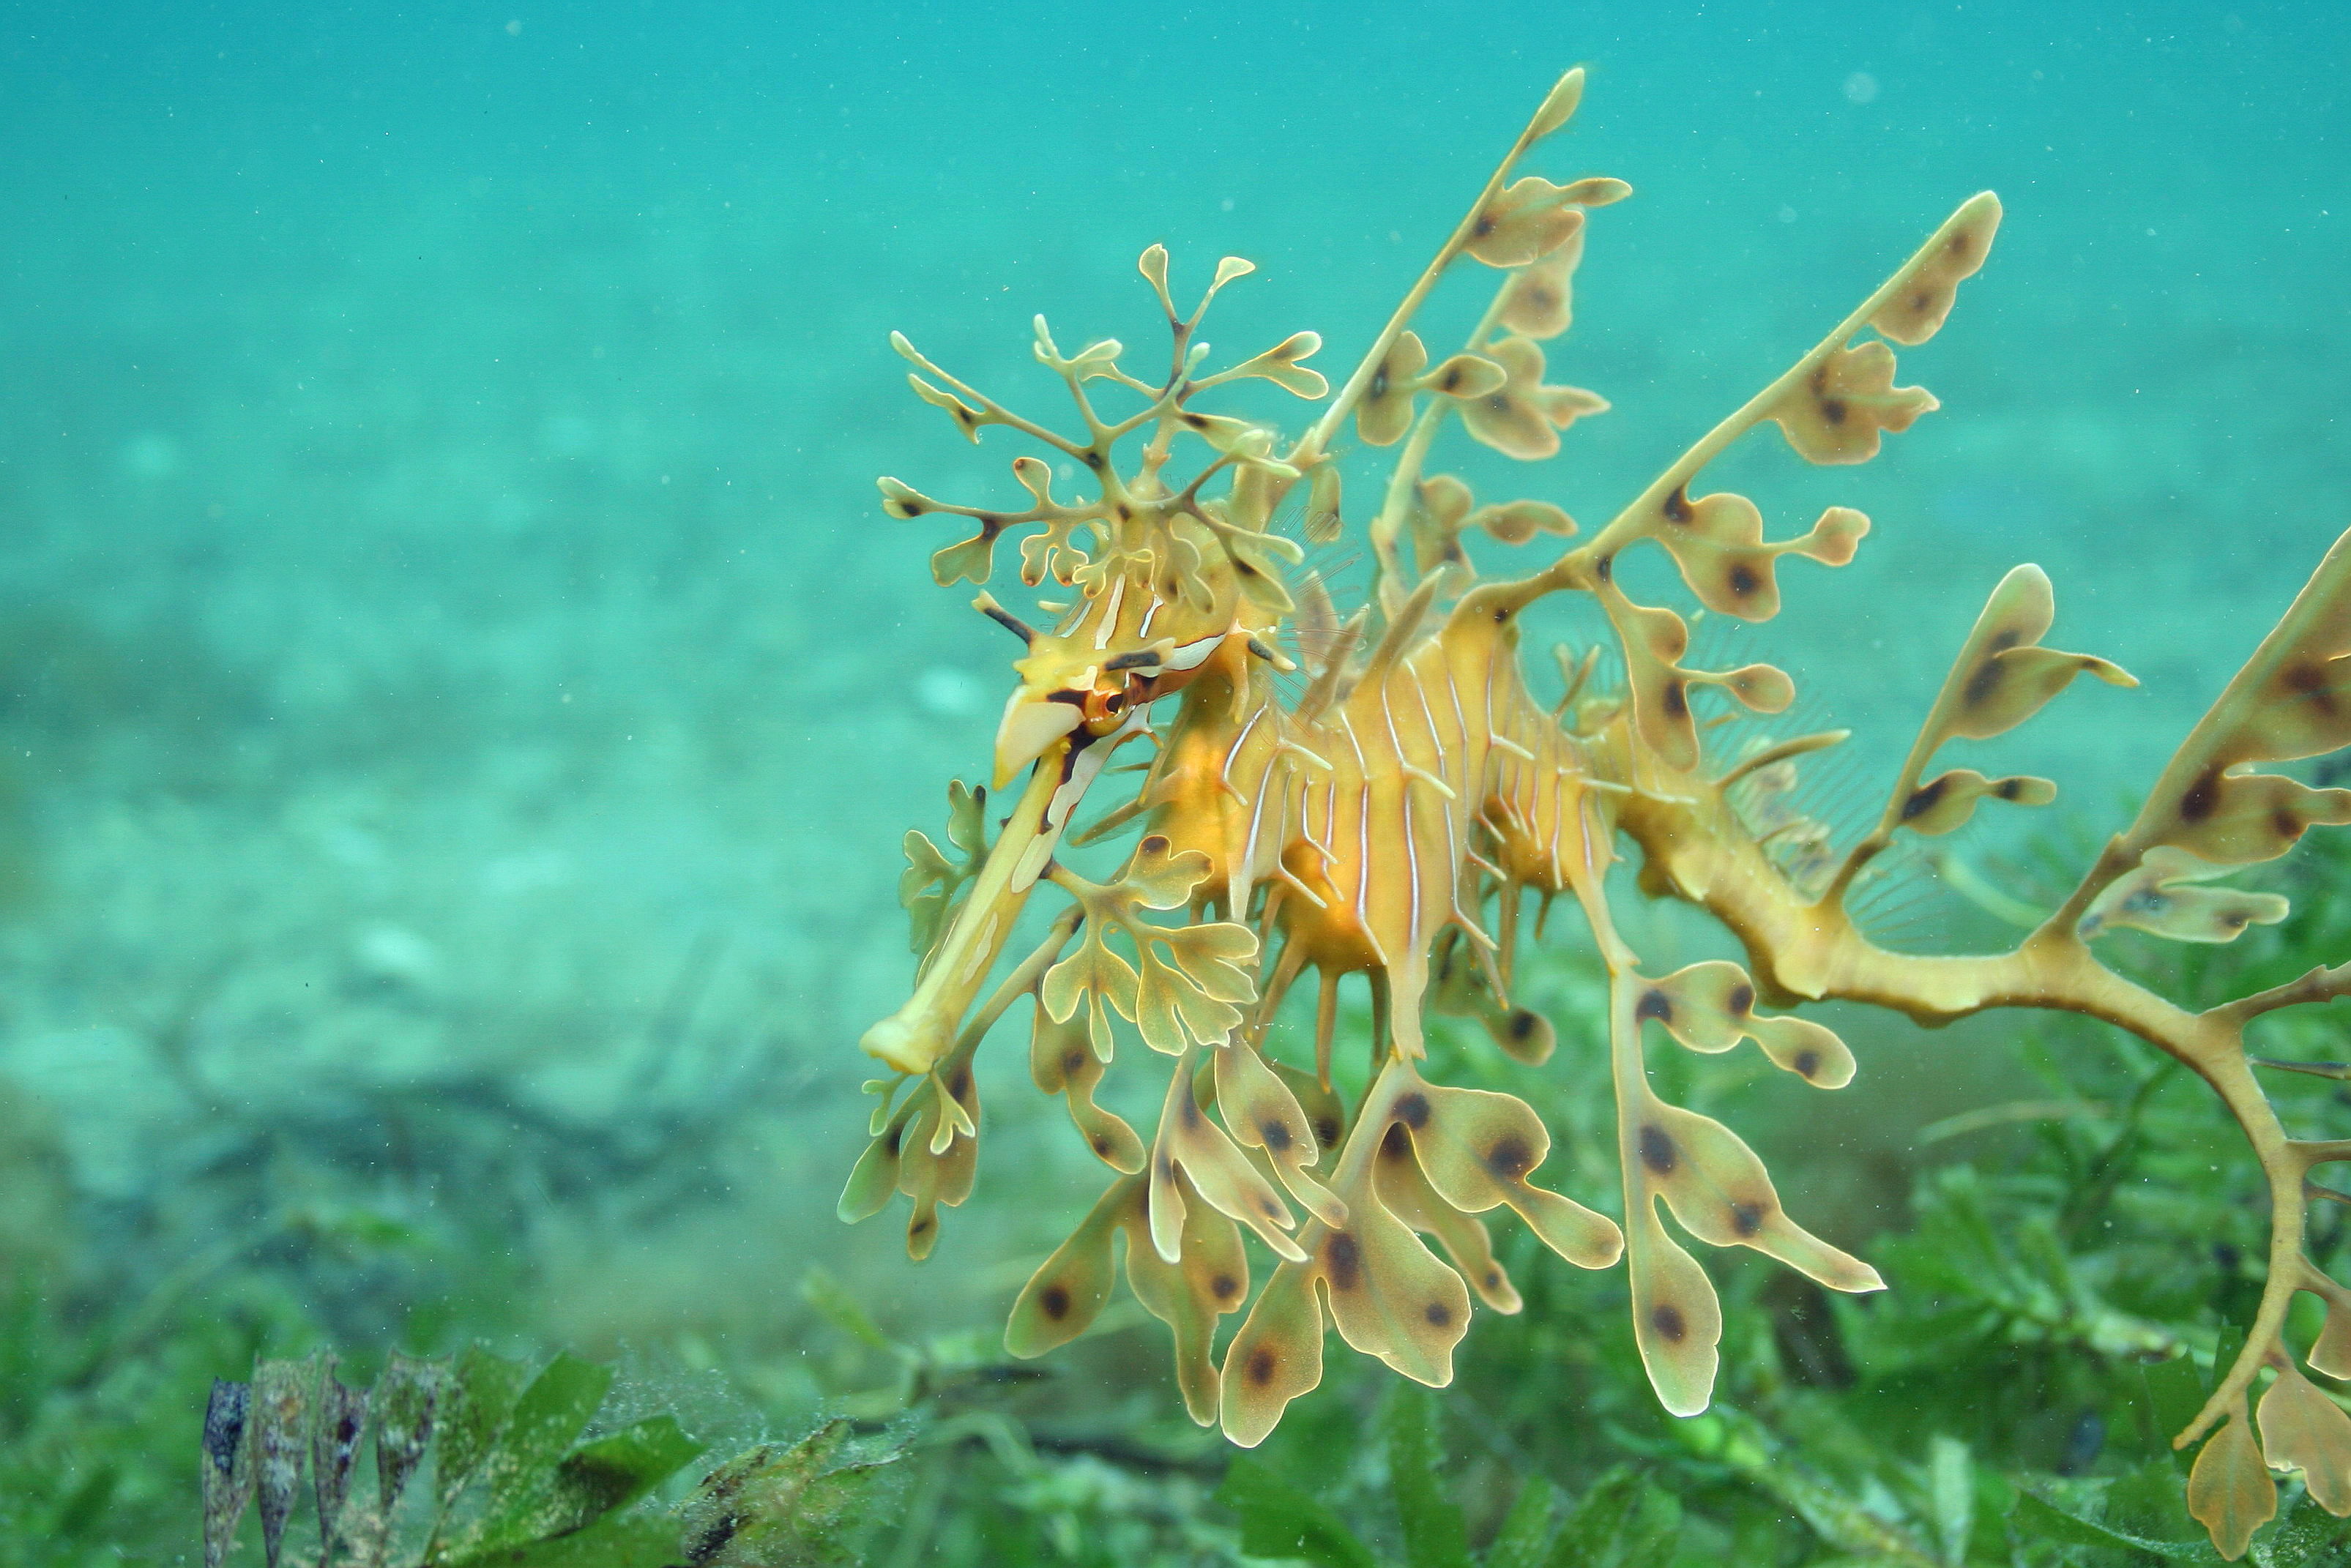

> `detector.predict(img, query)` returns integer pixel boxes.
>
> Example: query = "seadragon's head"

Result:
[854,249,1331,1083]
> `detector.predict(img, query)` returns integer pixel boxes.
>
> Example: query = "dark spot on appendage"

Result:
[1396,1091,1431,1130]
[1484,1269,1501,1288]
[1081,449,1105,469]
[911,1216,933,1236]
[2180,769,2220,823]
[1948,233,1970,257]
[1091,1135,1114,1157]
[1438,366,1464,394]
[1424,1301,1452,1327]
[1040,1284,1071,1320]
[1210,1273,1240,1301]
[1246,1347,1278,1386]
[1962,657,2004,706]
[1381,1122,1411,1161]
[1662,680,1688,720]
[1324,1233,1363,1291]
[882,1124,904,1157]
[1663,486,1693,524]
[1180,1095,1202,1127]
[1508,1009,1538,1040]
[1912,290,1931,310]
[1595,554,1613,583]
[1726,984,1754,1016]
[1483,392,1511,417]
[1370,367,1390,398]
[1792,1049,1822,1079]
[1140,834,1169,854]
[1158,1157,1176,1184]
[1635,989,1673,1023]
[1062,1049,1087,1076]
[1651,1303,1687,1342]
[1901,776,1948,821]
[2285,660,2333,709]
[1820,397,1847,425]
[1486,1135,1533,1179]
[2275,807,2303,843]
[1730,1202,1764,1237]
[1492,605,1511,624]
[1994,777,2023,801]
[947,1066,970,1100]
[1316,1117,1342,1150]
[1639,1124,1677,1174]
[1262,1120,1293,1153]
[1726,561,1759,597]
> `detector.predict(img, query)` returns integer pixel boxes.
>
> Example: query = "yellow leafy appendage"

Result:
[838,67,2351,1559]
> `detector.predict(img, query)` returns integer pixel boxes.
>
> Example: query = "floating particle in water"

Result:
[1844,71,1879,105]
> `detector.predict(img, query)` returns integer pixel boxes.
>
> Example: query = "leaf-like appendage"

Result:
[1005,1177,1133,1358]
[1646,490,1869,621]
[1374,1121,1521,1313]
[2187,1413,2277,1561]
[1314,1187,1471,1387]
[1409,474,1478,585]
[1467,178,1588,268]
[1899,769,2057,836]
[1125,835,1217,910]
[1469,499,1576,545]
[1215,1043,1346,1226]
[1633,1099,1883,1292]
[1869,192,2002,346]
[1124,1171,1251,1425]
[1497,224,1584,340]
[1902,568,2134,788]
[1042,921,1141,1053]
[1626,1219,1721,1417]
[1593,585,1701,770]
[1767,339,1938,466]
[1746,1013,1858,1089]
[2313,1299,2351,1380]
[1529,67,1585,139]
[1305,463,1344,545]
[1220,1261,1325,1446]
[1206,330,1330,399]
[1459,335,1606,461]
[1136,922,1259,1051]
[1401,1080,1622,1269]
[2258,1364,2351,1516]
[1150,1048,1305,1263]
[1031,1004,1144,1171]
[2122,537,2351,870]
[2080,845,2290,944]
[1357,332,1429,447]
[1639,963,1856,1087]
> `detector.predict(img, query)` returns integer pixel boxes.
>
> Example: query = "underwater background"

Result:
[3,1,2348,1562]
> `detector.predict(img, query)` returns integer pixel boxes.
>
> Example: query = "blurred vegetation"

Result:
[5,815,2351,1566]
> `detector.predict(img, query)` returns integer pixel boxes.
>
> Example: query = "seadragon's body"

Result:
[840,69,2351,1556]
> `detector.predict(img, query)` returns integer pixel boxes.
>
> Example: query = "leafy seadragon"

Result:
[838,67,2351,1558]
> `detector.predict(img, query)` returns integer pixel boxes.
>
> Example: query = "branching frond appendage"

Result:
[841,67,2351,1558]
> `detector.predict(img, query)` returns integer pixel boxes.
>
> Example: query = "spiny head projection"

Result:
[841,66,2351,1560]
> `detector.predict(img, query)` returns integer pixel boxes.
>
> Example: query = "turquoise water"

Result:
[2,1,2346,1549]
